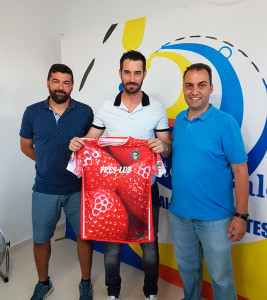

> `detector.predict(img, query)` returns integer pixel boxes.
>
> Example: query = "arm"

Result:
[228,162,249,242]
[69,127,105,152]
[147,130,172,158]
[20,137,35,161]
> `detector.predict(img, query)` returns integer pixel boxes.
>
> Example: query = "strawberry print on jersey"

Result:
[77,143,121,191]
[83,187,129,240]
[117,160,151,224]
[68,136,164,244]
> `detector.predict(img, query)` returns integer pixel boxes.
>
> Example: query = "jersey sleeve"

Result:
[154,154,166,177]
[67,152,82,178]
[222,116,248,164]
[92,102,106,129]
[67,138,99,178]
[19,107,33,139]
[155,103,169,131]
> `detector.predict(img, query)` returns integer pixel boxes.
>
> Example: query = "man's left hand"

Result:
[228,217,247,242]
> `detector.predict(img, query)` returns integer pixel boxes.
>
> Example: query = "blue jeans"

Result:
[104,182,159,298]
[168,210,237,300]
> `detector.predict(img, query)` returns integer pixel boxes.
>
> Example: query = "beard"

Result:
[49,88,70,104]
[122,80,143,95]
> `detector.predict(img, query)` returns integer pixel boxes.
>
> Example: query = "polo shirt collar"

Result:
[44,97,77,110]
[183,104,215,122]
[114,91,150,107]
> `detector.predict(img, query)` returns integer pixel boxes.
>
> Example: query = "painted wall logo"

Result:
[152,36,267,215]
[62,15,267,299]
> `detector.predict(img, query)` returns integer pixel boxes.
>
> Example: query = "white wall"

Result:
[0,0,71,245]
[0,0,247,246]
[69,0,204,34]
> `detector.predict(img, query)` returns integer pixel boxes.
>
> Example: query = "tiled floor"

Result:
[0,225,185,299]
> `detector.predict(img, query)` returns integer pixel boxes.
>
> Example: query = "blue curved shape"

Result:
[245,78,267,174]
[219,46,232,59]
[247,117,267,175]
[161,43,244,126]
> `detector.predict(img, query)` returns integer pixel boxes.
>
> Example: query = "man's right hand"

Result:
[69,137,85,152]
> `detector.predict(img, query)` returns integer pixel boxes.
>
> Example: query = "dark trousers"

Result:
[104,182,160,298]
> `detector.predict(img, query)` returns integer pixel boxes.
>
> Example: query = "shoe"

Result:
[79,280,93,300]
[145,296,158,300]
[30,277,53,300]
[107,297,119,300]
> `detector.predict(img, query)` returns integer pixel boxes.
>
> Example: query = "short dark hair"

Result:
[47,64,74,83]
[183,63,212,85]
[120,50,146,72]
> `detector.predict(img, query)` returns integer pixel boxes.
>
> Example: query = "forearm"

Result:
[22,146,36,161]
[227,163,249,242]
[232,163,249,213]
[84,127,104,138]
[153,131,172,158]
[160,141,172,158]
[20,137,36,161]
[70,127,104,152]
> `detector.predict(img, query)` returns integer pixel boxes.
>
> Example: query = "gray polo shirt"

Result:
[92,91,169,138]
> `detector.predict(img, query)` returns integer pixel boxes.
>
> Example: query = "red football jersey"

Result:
[68,136,164,244]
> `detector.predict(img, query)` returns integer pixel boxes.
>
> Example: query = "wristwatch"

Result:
[234,212,249,221]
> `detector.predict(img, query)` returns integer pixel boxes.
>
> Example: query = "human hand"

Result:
[147,138,168,154]
[228,217,247,242]
[69,137,85,152]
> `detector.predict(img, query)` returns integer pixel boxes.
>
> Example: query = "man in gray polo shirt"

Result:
[70,50,172,300]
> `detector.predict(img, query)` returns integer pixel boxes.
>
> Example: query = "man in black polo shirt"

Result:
[20,64,94,300]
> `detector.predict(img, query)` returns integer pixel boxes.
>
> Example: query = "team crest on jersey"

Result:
[131,149,140,161]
